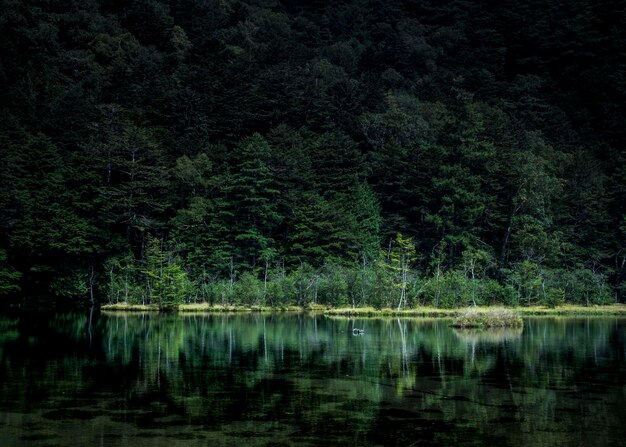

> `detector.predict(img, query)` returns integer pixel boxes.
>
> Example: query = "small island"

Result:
[451,308,523,328]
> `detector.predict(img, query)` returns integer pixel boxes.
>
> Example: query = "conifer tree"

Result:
[230,134,281,269]
[144,235,189,307]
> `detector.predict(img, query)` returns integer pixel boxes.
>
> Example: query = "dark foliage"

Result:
[0,0,624,305]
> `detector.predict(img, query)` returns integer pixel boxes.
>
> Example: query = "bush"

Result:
[542,287,565,308]
[369,262,396,308]
[317,265,349,307]
[201,280,236,306]
[345,266,377,308]
[550,268,613,305]
[422,270,473,308]
[290,263,318,306]
[265,273,296,307]
[478,280,519,306]
[234,272,265,306]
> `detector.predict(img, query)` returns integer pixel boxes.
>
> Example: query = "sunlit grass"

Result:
[322,306,458,316]
[101,302,159,311]
[100,302,626,316]
[324,304,626,317]
[510,304,626,315]
[178,303,303,312]
[452,308,523,328]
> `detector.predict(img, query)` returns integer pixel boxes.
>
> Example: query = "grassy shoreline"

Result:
[100,302,626,316]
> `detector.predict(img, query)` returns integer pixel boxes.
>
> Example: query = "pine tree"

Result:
[229,134,281,269]
[171,153,234,278]
[144,235,189,308]
[341,182,382,265]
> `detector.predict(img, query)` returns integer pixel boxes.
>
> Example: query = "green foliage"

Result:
[381,233,417,310]
[290,263,319,306]
[316,264,349,307]
[344,182,383,264]
[144,236,190,307]
[265,273,296,308]
[547,268,613,306]
[346,264,378,309]
[233,272,265,306]
[0,0,623,305]
[542,287,565,308]
[104,253,145,304]
[3,134,94,257]
[478,281,519,307]
[0,249,21,297]
[49,268,89,299]
[368,261,397,309]
[230,134,282,269]
[171,152,234,275]
[508,261,544,306]
[422,270,473,309]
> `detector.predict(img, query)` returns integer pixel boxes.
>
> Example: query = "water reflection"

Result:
[0,312,625,446]
[453,327,523,344]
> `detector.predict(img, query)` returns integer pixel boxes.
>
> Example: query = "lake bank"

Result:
[100,302,626,316]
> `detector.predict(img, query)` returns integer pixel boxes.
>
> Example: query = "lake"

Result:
[0,312,625,446]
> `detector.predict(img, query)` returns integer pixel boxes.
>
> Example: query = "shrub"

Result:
[317,265,349,307]
[478,280,519,306]
[550,268,613,305]
[422,270,473,308]
[234,272,265,306]
[542,287,565,308]
[265,273,295,307]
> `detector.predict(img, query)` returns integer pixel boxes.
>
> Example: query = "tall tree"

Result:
[229,134,281,269]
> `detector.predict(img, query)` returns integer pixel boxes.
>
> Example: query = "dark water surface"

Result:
[0,312,625,446]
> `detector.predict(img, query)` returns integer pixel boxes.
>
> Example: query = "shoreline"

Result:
[100,303,626,317]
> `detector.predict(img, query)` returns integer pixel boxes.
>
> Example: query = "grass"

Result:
[322,306,458,317]
[101,302,305,312]
[178,303,303,312]
[452,308,523,328]
[323,304,626,317]
[101,302,159,311]
[100,302,626,316]
[508,304,626,316]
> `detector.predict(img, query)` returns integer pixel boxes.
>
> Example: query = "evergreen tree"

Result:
[229,134,281,269]
[144,235,189,307]
[171,153,234,278]
[0,0,623,304]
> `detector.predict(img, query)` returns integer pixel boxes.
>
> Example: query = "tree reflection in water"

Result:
[0,312,624,446]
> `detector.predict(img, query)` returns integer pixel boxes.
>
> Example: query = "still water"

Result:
[0,312,625,446]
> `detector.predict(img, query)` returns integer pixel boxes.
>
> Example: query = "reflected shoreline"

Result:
[0,312,625,446]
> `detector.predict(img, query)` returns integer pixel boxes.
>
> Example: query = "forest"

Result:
[0,0,624,308]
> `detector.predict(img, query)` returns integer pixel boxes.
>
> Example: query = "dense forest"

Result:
[0,0,624,308]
